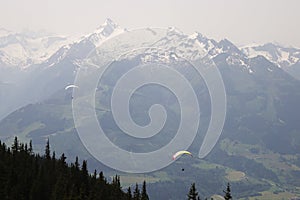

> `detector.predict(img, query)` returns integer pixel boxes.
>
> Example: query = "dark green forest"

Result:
[0,137,235,200]
[0,137,149,200]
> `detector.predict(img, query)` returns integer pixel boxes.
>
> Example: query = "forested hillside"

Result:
[0,137,149,200]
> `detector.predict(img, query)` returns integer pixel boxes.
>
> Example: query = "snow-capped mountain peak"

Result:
[45,19,126,67]
[94,18,118,36]
[85,18,125,47]
[188,32,218,54]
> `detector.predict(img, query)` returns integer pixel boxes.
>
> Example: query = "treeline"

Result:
[0,137,149,200]
[187,182,232,200]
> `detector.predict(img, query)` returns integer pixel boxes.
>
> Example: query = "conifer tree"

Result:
[127,186,132,200]
[92,169,97,179]
[81,160,88,176]
[24,143,28,152]
[29,140,33,154]
[59,153,67,167]
[99,171,105,182]
[187,183,200,200]
[141,180,149,200]
[75,156,80,170]
[52,151,56,160]
[45,139,51,159]
[133,183,140,200]
[223,182,232,200]
[12,136,19,153]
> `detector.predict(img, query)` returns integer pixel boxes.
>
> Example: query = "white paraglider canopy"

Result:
[65,85,79,90]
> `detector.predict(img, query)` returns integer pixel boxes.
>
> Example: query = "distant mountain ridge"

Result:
[0,19,299,70]
[242,43,300,68]
[0,29,75,68]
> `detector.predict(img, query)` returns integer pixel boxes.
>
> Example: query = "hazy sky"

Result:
[1,0,299,47]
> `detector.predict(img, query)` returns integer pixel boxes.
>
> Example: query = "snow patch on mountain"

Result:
[151,29,221,61]
[47,45,71,67]
[0,31,75,68]
[242,43,300,68]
